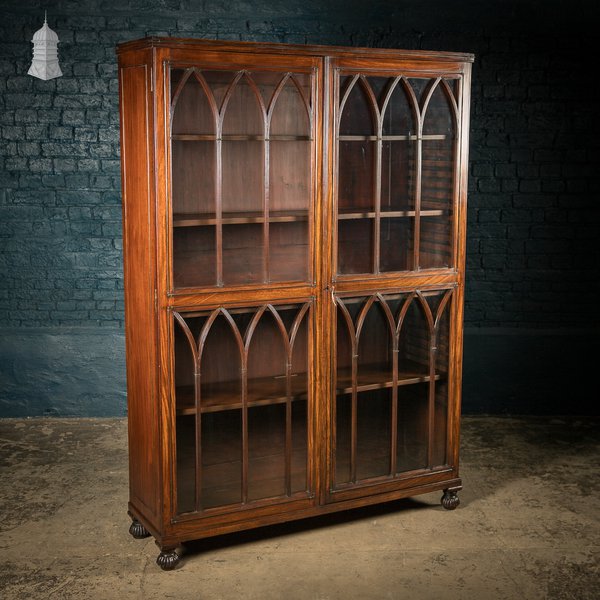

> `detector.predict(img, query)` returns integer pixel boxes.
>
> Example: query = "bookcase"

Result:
[117,37,472,569]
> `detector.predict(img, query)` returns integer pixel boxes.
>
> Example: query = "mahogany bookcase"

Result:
[117,37,473,569]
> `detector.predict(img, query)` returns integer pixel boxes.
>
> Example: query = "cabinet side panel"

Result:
[119,63,160,524]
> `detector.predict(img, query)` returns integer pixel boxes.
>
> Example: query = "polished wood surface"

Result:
[118,37,472,566]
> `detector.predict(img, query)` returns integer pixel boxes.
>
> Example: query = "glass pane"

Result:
[222,74,264,136]
[398,297,430,378]
[176,415,195,513]
[171,70,216,136]
[247,309,287,403]
[269,74,311,137]
[357,301,393,387]
[202,410,242,508]
[421,81,455,269]
[407,78,430,109]
[382,79,415,136]
[367,76,392,112]
[339,76,376,136]
[173,311,245,512]
[289,305,310,494]
[244,304,310,500]
[338,140,375,213]
[381,140,414,213]
[420,215,452,269]
[357,389,391,480]
[396,382,429,472]
[222,140,263,216]
[173,226,216,288]
[202,70,236,112]
[380,217,413,272]
[423,81,455,138]
[270,140,310,213]
[172,141,215,217]
[335,393,352,485]
[248,404,286,501]
[432,299,450,467]
[221,74,265,224]
[269,221,309,282]
[337,219,374,274]
[291,399,308,493]
[201,311,244,509]
[335,299,355,393]
[223,223,263,285]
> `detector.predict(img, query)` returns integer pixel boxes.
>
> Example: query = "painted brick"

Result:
[0,1,598,343]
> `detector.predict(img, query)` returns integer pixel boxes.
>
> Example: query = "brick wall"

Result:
[1,1,598,415]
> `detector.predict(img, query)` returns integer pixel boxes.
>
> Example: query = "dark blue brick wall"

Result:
[1,0,599,415]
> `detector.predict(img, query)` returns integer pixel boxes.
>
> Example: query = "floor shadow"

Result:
[182,496,434,558]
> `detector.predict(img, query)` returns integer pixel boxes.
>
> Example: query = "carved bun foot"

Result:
[441,488,460,510]
[129,519,151,539]
[157,549,180,571]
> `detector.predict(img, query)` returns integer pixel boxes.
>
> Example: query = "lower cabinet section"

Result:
[127,290,462,569]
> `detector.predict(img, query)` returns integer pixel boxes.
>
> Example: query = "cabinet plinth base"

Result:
[129,519,151,539]
[441,488,460,510]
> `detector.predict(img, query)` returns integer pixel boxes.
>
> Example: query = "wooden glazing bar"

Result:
[427,329,437,468]
[350,353,358,484]
[215,136,223,286]
[413,136,422,271]
[285,360,293,496]
[263,135,270,283]
[194,371,202,512]
[241,364,249,504]
[374,116,382,275]
[390,347,399,476]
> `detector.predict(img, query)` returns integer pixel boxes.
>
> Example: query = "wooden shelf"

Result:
[338,209,446,220]
[338,134,447,142]
[176,372,309,415]
[172,134,312,142]
[336,362,440,394]
[173,210,309,227]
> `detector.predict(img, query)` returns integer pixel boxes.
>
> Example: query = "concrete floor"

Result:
[0,417,598,599]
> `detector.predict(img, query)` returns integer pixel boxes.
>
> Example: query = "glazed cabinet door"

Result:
[331,289,455,496]
[334,64,462,276]
[327,58,467,501]
[172,300,313,515]
[167,57,317,291]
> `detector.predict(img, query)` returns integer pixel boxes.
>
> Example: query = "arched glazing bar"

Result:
[173,302,311,511]
[170,67,314,288]
[336,71,461,275]
[333,288,454,486]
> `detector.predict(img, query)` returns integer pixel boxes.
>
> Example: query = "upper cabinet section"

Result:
[168,59,316,290]
[116,38,471,293]
[334,67,463,276]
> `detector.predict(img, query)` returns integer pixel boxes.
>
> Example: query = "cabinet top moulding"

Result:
[116,36,475,65]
